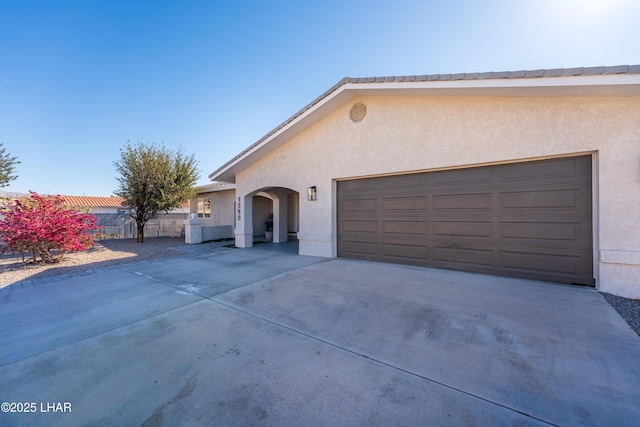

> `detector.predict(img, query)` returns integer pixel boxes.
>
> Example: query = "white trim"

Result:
[331,179,338,258]
[344,74,640,95]
[592,152,600,288]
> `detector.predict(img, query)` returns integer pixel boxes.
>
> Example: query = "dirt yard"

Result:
[0,237,211,289]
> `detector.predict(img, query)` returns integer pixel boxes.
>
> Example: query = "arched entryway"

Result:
[246,187,299,248]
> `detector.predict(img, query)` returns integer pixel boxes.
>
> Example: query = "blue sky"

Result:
[1,0,639,196]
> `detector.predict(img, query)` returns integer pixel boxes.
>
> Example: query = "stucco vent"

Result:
[349,102,367,123]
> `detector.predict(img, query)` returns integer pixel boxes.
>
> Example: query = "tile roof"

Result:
[60,196,128,208]
[337,65,640,84]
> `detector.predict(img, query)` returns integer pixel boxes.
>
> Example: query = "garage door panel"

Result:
[500,190,579,210]
[381,173,428,189]
[499,250,593,285]
[498,249,592,284]
[499,157,583,182]
[340,241,379,257]
[500,221,578,241]
[433,194,493,210]
[433,247,494,268]
[434,167,492,186]
[339,231,378,244]
[381,244,429,262]
[497,220,592,249]
[341,220,378,234]
[340,198,378,213]
[340,179,379,192]
[500,250,579,274]
[382,221,429,236]
[382,196,428,211]
[337,156,593,285]
[433,221,493,238]
[382,232,428,247]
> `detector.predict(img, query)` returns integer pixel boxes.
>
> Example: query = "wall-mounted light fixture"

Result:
[307,186,317,201]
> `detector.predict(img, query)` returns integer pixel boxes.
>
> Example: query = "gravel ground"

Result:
[0,237,231,289]
[2,239,639,338]
[601,292,640,337]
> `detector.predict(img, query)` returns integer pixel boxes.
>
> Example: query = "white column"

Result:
[234,194,253,248]
[273,189,288,243]
[184,216,203,244]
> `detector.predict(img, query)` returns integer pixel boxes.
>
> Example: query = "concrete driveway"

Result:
[1,244,639,426]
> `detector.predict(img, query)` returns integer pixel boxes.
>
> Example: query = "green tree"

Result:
[0,143,20,187]
[114,141,199,242]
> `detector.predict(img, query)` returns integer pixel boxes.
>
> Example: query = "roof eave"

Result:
[343,73,640,96]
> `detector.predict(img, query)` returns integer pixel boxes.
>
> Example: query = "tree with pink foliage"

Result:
[0,191,99,263]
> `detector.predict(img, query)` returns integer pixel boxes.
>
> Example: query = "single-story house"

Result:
[204,65,640,299]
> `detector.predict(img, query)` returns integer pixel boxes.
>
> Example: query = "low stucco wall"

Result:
[234,95,640,298]
[202,225,234,242]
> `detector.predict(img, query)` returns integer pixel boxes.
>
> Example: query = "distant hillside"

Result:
[0,190,28,199]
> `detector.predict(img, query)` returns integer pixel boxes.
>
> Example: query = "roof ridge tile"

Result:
[584,66,606,75]
[525,69,545,78]
[604,65,629,74]
[563,67,585,76]
[493,71,510,78]
[343,65,639,86]
[543,68,564,77]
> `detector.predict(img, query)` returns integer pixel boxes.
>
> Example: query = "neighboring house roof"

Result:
[60,196,129,209]
[61,196,191,210]
[209,64,640,183]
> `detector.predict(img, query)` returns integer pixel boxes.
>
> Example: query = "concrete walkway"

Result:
[1,245,639,426]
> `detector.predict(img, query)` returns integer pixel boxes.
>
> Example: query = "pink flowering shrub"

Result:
[0,191,99,263]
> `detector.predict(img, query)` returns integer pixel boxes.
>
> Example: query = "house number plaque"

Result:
[237,197,241,221]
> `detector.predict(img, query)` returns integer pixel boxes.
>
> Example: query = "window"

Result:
[197,197,211,218]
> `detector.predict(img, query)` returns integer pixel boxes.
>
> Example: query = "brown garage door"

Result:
[337,156,593,285]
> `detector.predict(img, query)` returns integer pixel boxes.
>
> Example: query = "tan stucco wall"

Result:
[188,189,236,241]
[234,95,640,298]
[190,189,235,226]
